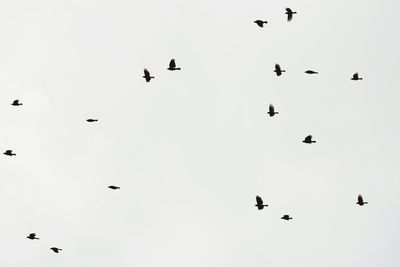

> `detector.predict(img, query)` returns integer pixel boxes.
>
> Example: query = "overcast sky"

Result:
[1,0,400,266]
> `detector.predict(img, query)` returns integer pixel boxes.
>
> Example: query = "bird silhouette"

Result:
[143,69,154,82]
[3,150,16,156]
[302,135,316,144]
[50,247,62,253]
[86,119,98,122]
[274,64,285,76]
[11,99,22,106]
[351,73,363,80]
[255,195,268,210]
[285,8,297,21]
[108,185,120,190]
[281,215,293,220]
[254,20,268,27]
[305,70,318,74]
[356,194,368,206]
[167,59,181,71]
[267,104,279,117]
[27,233,39,240]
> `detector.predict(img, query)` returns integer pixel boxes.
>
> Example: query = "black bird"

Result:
[167,59,181,71]
[285,8,297,21]
[86,119,98,122]
[27,233,39,240]
[356,194,368,206]
[274,64,285,76]
[3,150,16,156]
[302,135,316,144]
[267,104,279,117]
[11,99,23,106]
[305,70,318,74]
[254,20,268,27]
[281,214,293,220]
[255,195,268,210]
[108,185,120,190]
[50,247,62,253]
[351,73,363,80]
[143,69,154,82]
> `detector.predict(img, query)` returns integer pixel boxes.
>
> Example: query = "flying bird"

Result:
[27,233,39,240]
[50,247,62,253]
[255,195,268,210]
[281,214,293,220]
[305,70,318,74]
[356,194,368,206]
[143,69,154,82]
[254,20,268,27]
[86,119,98,122]
[11,99,22,106]
[108,185,120,190]
[303,135,316,144]
[285,8,297,21]
[351,73,363,80]
[267,104,278,117]
[167,59,181,71]
[274,64,285,76]
[3,150,16,156]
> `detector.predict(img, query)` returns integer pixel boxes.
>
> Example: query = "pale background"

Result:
[0,0,399,266]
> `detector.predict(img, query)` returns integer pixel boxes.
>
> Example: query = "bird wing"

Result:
[256,195,263,205]
[358,194,363,203]
[286,8,292,13]
[169,59,176,69]
[275,64,281,71]
[269,104,274,113]
[305,135,312,142]
[287,13,293,21]
[144,69,150,77]
[353,73,359,79]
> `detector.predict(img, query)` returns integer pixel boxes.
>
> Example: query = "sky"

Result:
[0,0,400,266]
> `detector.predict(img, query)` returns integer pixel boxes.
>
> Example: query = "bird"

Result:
[305,70,318,74]
[50,247,62,253]
[254,20,268,27]
[285,8,297,21]
[255,195,268,210]
[3,150,16,156]
[351,73,363,80]
[108,185,120,190]
[302,135,316,144]
[274,64,285,76]
[167,59,181,71]
[267,104,278,117]
[143,69,154,82]
[356,194,368,206]
[86,119,98,122]
[26,233,39,240]
[281,215,293,220]
[11,99,22,106]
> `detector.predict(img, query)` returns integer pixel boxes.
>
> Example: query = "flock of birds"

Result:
[4,7,368,255]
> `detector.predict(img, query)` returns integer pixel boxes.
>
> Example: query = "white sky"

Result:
[1,0,400,266]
